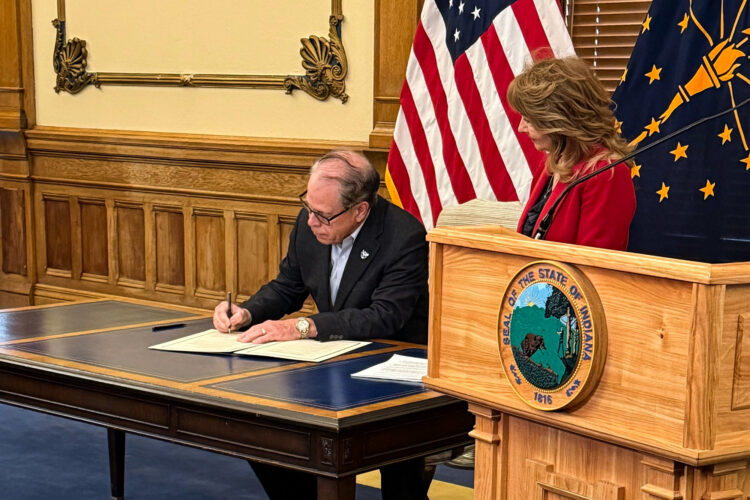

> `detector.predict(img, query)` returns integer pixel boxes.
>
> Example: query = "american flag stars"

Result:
[449,2,482,44]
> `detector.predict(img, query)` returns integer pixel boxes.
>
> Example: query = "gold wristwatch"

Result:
[295,317,310,339]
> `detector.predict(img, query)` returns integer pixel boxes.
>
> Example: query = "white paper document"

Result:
[234,339,369,363]
[149,329,369,362]
[149,329,249,353]
[350,354,427,383]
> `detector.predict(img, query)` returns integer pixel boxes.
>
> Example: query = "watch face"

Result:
[296,318,309,334]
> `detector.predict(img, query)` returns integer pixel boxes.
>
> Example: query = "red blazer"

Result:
[517,157,636,251]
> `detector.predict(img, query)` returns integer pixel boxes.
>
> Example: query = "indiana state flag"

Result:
[612,1,750,262]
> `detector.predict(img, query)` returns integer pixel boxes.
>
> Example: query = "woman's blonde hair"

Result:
[507,56,631,182]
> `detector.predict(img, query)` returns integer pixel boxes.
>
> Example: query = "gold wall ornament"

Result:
[52,19,99,95]
[50,1,348,102]
[283,15,349,103]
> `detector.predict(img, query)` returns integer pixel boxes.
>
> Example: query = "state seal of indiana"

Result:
[498,261,607,411]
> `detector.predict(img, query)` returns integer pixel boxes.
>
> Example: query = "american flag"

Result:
[386,0,575,229]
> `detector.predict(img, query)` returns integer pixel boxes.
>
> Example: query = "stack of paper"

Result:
[350,354,427,383]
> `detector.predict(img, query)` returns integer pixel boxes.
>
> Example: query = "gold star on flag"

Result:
[718,124,733,144]
[741,152,750,170]
[620,68,628,83]
[645,65,662,84]
[678,13,689,33]
[614,119,623,134]
[699,180,715,200]
[645,117,661,136]
[631,163,642,178]
[670,142,688,161]
[657,182,670,202]
[642,14,652,33]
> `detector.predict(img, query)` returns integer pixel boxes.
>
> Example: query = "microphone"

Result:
[533,95,750,241]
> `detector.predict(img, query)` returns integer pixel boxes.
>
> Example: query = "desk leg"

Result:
[107,428,126,500]
[316,475,356,500]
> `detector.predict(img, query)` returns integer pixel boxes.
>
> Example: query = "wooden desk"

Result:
[0,299,473,500]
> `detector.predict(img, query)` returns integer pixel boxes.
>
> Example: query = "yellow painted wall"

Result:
[32,0,374,141]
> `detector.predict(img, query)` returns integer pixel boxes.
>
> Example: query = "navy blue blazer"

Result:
[240,196,429,344]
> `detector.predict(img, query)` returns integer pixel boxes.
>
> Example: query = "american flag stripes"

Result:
[386,0,575,229]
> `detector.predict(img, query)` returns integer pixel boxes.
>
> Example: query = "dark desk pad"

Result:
[11,318,391,385]
[209,349,428,411]
[10,318,295,383]
[0,301,198,343]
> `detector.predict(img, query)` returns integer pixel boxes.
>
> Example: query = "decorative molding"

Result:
[52,20,99,95]
[640,456,683,500]
[283,14,348,103]
[51,1,347,102]
[320,437,334,464]
[695,460,747,500]
[526,459,625,500]
[733,313,750,409]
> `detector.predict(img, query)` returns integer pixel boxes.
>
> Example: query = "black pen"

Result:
[152,323,186,332]
[227,292,232,334]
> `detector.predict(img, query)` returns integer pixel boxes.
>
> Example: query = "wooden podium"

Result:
[425,226,750,499]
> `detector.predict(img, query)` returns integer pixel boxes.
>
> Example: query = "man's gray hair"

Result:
[311,150,380,209]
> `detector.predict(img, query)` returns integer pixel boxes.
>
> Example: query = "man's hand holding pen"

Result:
[212,300,251,334]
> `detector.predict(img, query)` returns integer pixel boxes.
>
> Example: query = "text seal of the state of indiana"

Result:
[497,261,607,411]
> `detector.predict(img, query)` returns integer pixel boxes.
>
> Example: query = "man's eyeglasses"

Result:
[299,191,351,225]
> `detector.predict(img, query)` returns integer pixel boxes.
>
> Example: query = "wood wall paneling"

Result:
[224,209,237,303]
[236,213,268,300]
[370,0,422,149]
[183,206,196,301]
[0,0,25,129]
[0,0,35,129]
[1,187,27,275]
[154,206,185,291]
[279,216,296,264]
[80,199,108,280]
[0,178,33,302]
[19,128,353,308]
[0,290,30,308]
[275,213,317,316]
[143,202,155,291]
[194,209,226,299]
[266,213,282,293]
[115,203,146,286]
[43,196,72,276]
[0,0,21,85]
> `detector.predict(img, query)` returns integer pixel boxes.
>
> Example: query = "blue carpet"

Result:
[0,403,472,499]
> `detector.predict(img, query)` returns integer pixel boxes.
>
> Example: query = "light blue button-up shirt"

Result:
[329,220,366,306]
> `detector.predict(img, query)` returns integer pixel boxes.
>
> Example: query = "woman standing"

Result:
[507,56,636,251]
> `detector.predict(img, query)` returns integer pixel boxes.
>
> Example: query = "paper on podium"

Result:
[149,329,369,362]
[350,354,427,383]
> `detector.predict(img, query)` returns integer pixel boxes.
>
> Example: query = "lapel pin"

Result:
[360,250,369,260]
